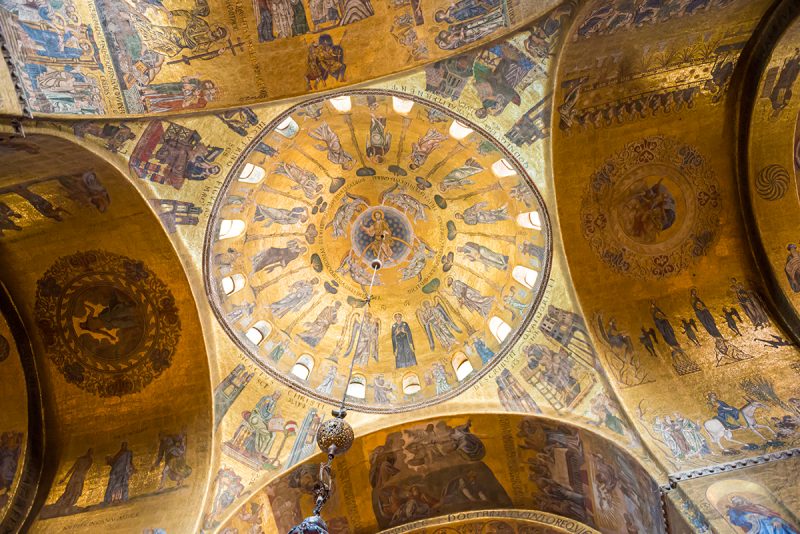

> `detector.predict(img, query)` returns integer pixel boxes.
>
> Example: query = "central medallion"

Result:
[351,206,414,268]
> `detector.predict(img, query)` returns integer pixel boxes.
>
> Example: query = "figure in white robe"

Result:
[254,205,308,227]
[409,128,447,170]
[270,278,318,318]
[439,158,483,192]
[326,193,367,237]
[308,122,354,170]
[457,241,508,271]
[274,162,322,199]
[447,277,494,317]
[343,311,380,366]
[455,201,509,225]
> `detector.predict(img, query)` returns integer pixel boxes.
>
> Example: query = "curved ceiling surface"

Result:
[0,0,560,117]
[205,90,551,412]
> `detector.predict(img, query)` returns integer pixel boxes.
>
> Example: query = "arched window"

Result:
[489,316,512,344]
[245,320,272,345]
[452,352,474,381]
[392,96,414,115]
[239,162,265,184]
[449,120,473,140]
[512,265,539,289]
[218,219,246,240]
[491,158,517,178]
[221,274,246,295]
[291,354,315,381]
[328,96,352,113]
[402,373,421,395]
[516,211,542,231]
[346,374,367,398]
[275,116,299,137]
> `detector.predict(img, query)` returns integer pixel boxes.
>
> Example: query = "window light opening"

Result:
[449,120,473,140]
[392,96,414,115]
[276,116,299,137]
[291,354,315,381]
[218,219,246,240]
[516,211,542,231]
[512,265,539,289]
[346,375,367,398]
[328,95,352,113]
[245,320,272,345]
[402,373,421,395]
[452,352,474,381]
[221,274,246,296]
[491,158,517,178]
[489,316,512,344]
[239,162,266,183]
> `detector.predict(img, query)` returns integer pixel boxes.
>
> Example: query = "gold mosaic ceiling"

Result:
[205,91,550,411]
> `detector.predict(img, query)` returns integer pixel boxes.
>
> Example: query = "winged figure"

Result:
[326,192,368,238]
[342,310,380,366]
[378,183,427,222]
[416,298,462,350]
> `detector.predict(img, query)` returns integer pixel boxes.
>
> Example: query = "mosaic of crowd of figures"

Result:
[219,415,663,534]
[0,0,560,116]
[205,91,551,412]
[553,0,800,482]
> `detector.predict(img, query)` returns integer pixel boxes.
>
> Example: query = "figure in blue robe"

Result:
[727,496,799,534]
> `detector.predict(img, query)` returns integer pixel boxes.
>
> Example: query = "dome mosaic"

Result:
[205,90,551,412]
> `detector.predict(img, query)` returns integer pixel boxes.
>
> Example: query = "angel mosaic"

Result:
[270,278,318,318]
[417,298,462,350]
[326,192,367,238]
[379,184,427,222]
[455,202,509,225]
[342,310,380,366]
[337,251,382,288]
[457,241,508,271]
[308,122,355,170]
[446,277,494,317]
[274,162,323,199]
[439,158,483,192]
[400,241,435,281]
[254,205,309,227]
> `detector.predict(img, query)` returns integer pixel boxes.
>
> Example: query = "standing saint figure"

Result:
[153,433,192,491]
[439,158,483,192]
[308,122,354,170]
[270,278,318,318]
[343,310,380,366]
[409,128,447,170]
[391,313,417,368]
[365,115,392,163]
[455,201,510,225]
[730,278,770,329]
[447,278,494,317]
[690,289,722,339]
[457,241,508,271]
[53,448,93,512]
[298,302,341,347]
[104,442,134,505]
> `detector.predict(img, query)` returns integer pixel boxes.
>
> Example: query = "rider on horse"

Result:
[707,391,741,430]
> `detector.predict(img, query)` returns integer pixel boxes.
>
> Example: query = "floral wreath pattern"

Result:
[35,250,180,397]
[580,136,722,279]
